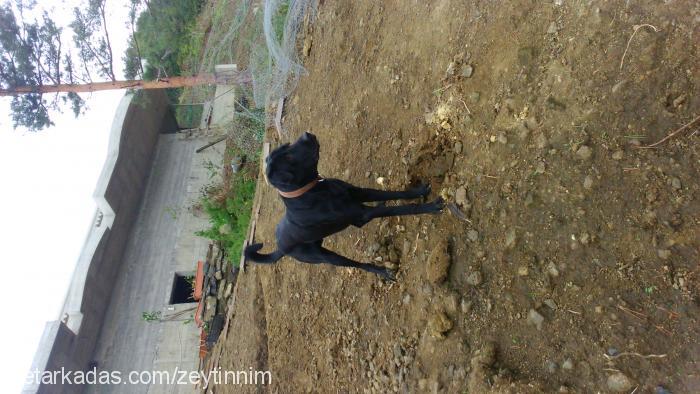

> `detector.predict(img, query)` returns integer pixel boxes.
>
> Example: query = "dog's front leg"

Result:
[290,244,395,281]
[349,184,431,202]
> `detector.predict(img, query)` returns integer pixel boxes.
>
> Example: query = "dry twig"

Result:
[639,115,700,148]
[620,24,659,71]
[604,351,667,360]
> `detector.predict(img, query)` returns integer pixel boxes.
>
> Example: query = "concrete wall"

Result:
[24,90,177,394]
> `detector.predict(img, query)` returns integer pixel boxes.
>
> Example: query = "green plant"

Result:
[142,311,162,322]
[196,175,256,266]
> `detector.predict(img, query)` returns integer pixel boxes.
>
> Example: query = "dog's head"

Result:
[265,131,320,192]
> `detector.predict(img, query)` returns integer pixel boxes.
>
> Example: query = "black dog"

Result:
[244,132,444,281]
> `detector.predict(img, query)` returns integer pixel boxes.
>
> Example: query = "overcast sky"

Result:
[0,1,132,391]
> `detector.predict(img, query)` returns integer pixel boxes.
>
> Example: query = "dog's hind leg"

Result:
[355,197,445,226]
[349,184,431,202]
[289,243,395,281]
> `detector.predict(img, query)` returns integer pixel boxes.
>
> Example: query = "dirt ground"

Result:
[211,1,700,392]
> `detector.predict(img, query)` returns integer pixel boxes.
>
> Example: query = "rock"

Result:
[428,310,453,339]
[403,293,411,305]
[203,296,217,321]
[214,270,223,281]
[547,261,560,277]
[673,94,687,108]
[467,229,479,242]
[446,61,457,76]
[454,141,463,154]
[547,22,558,34]
[655,385,672,394]
[461,298,472,313]
[497,133,508,144]
[544,299,558,310]
[468,92,480,103]
[607,372,634,393]
[455,186,468,207]
[365,171,371,178]
[461,64,474,78]
[466,271,483,286]
[376,177,385,185]
[223,283,233,299]
[517,266,529,276]
[367,242,381,256]
[535,161,546,174]
[658,249,671,260]
[546,361,558,373]
[562,359,573,370]
[528,309,545,330]
[303,35,313,56]
[607,348,620,357]
[218,223,231,235]
[427,240,451,284]
[444,293,459,313]
[217,279,227,299]
[505,229,517,249]
[612,150,624,160]
[576,145,593,160]
[670,177,681,190]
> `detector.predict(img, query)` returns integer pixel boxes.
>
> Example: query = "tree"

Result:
[0,0,244,131]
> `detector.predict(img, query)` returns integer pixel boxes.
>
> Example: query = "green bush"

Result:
[196,176,256,266]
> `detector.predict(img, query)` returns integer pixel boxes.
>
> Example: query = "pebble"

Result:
[454,141,463,154]
[517,266,529,276]
[461,64,474,78]
[455,186,468,207]
[544,299,558,310]
[466,271,483,286]
[670,177,681,190]
[467,229,479,242]
[607,372,634,393]
[547,261,560,277]
[535,161,546,174]
[657,249,671,260]
[428,310,453,339]
[528,309,545,330]
[562,359,573,370]
[582,175,594,189]
[468,91,480,103]
[461,298,472,313]
[214,271,223,281]
[546,360,558,373]
[497,133,508,144]
[612,150,624,160]
[505,229,517,249]
[547,22,558,34]
[576,145,593,160]
[403,293,411,305]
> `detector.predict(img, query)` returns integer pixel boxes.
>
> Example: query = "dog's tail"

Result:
[244,243,285,264]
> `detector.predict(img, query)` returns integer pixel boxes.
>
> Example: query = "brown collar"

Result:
[278,177,321,198]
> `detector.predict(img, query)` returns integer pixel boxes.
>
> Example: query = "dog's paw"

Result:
[410,183,431,198]
[427,197,445,213]
[378,268,397,283]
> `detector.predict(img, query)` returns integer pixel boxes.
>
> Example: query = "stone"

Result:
[562,359,573,370]
[547,261,560,277]
[214,270,223,281]
[612,150,624,160]
[204,296,217,321]
[657,249,671,260]
[607,372,634,393]
[670,177,681,190]
[223,282,233,299]
[528,309,545,330]
[468,91,480,103]
[466,271,483,286]
[454,141,463,154]
[517,266,529,276]
[403,293,411,305]
[576,145,593,160]
[461,64,474,78]
[467,229,479,242]
[455,186,468,207]
[505,229,517,249]
[461,298,472,313]
[544,299,558,310]
[428,310,453,339]
[427,240,451,284]
[547,22,558,34]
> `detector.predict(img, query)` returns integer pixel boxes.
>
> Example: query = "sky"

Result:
[0,1,132,391]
